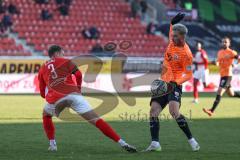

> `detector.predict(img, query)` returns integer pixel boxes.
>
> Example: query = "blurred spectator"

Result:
[64,0,72,6]
[35,0,49,4]
[146,22,161,35]
[131,0,157,23]
[55,0,71,5]
[55,0,63,5]
[1,11,13,29]
[82,27,91,39]
[41,9,53,20]
[139,0,151,22]
[58,4,69,16]
[89,27,100,39]
[0,21,7,37]
[131,0,141,18]
[91,43,104,53]
[146,22,156,35]
[0,22,4,32]
[174,0,182,9]
[8,3,20,15]
[0,1,6,14]
[82,26,100,40]
[140,0,148,15]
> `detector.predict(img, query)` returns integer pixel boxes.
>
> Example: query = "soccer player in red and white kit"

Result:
[192,42,209,103]
[38,45,137,152]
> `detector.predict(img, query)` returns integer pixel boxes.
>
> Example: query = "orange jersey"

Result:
[217,48,237,77]
[161,24,193,85]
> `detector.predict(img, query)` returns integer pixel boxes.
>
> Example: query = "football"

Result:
[150,79,168,96]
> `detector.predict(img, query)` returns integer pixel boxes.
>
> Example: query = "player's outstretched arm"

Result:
[171,13,185,25]
[169,13,185,41]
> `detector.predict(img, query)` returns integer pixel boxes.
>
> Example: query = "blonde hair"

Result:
[173,23,188,36]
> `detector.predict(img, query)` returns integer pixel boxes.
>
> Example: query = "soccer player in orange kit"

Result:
[203,37,240,117]
[38,45,137,152]
[145,13,200,152]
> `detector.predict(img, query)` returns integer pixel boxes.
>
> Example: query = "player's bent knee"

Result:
[150,109,159,117]
[169,110,180,119]
[169,105,180,119]
[81,110,100,125]
[43,103,55,116]
[42,110,46,115]
[43,110,52,117]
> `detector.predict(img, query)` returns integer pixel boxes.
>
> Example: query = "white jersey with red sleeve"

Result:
[193,49,209,82]
[38,57,81,104]
[194,49,208,70]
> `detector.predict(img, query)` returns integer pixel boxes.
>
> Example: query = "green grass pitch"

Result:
[0,94,240,160]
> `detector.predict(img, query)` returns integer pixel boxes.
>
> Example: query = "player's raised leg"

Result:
[203,86,225,117]
[169,101,200,151]
[67,94,137,153]
[81,110,137,153]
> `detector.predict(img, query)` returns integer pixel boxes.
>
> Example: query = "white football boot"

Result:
[192,99,199,104]
[48,140,57,151]
[188,138,200,151]
[145,141,162,152]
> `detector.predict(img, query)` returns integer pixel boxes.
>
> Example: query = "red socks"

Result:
[43,115,55,140]
[95,119,120,142]
[42,116,120,143]
[193,83,198,99]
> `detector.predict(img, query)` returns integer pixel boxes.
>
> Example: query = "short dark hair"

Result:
[223,36,231,42]
[48,45,62,57]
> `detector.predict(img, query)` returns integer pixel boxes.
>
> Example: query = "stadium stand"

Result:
[10,0,167,57]
[0,37,30,56]
[2,0,237,57]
